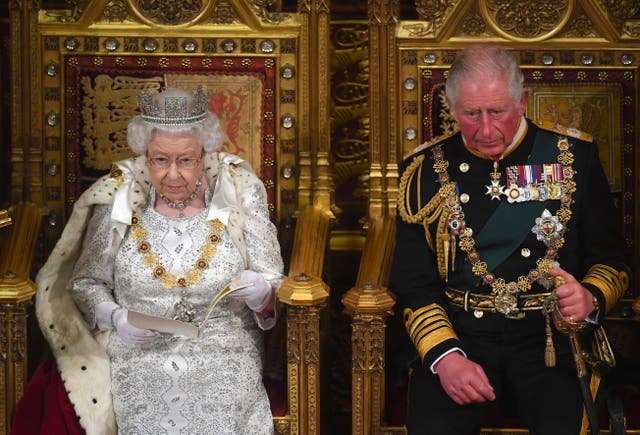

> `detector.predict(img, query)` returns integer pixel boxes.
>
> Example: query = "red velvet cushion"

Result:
[11,359,85,435]
[264,376,288,417]
[12,359,288,433]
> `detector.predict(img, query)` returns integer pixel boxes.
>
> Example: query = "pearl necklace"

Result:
[158,178,202,218]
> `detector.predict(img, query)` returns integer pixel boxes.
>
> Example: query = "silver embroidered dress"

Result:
[70,183,281,434]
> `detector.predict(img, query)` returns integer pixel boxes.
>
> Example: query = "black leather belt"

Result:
[445,287,551,316]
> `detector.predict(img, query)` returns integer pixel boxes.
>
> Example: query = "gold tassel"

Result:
[442,236,450,283]
[423,220,434,251]
[544,310,556,367]
[450,235,456,272]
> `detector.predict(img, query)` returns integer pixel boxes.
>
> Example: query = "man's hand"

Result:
[550,268,596,322]
[434,352,495,405]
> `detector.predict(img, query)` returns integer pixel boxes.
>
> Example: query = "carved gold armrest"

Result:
[0,209,11,228]
[0,202,42,434]
[275,205,331,435]
[342,216,397,435]
[0,202,42,301]
[279,204,331,307]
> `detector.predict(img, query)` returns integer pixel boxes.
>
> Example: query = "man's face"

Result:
[449,74,528,157]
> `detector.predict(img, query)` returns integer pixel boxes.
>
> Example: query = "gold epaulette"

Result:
[397,150,457,280]
[403,131,455,160]
[404,304,459,363]
[535,120,593,142]
[397,153,456,226]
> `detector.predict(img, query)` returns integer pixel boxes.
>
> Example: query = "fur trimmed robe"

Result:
[35,152,261,435]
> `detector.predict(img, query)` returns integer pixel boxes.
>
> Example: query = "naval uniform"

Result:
[391,117,630,435]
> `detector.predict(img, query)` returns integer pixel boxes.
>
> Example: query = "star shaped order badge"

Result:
[486,180,504,200]
[485,158,504,200]
[532,209,563,247]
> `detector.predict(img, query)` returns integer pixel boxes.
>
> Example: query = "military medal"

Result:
[504,163,566,203]
[507,186,522,202]
[429,134,576,319]
[485,159,504,200]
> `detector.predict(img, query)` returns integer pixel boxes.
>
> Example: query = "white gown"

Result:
[70,186,279,434]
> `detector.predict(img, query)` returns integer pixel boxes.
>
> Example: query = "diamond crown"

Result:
[138,86,209,126]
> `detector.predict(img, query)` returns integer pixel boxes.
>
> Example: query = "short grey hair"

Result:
[127,87,224,154]
[445,44,524,107]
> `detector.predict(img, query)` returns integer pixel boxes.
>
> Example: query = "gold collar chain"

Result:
[432,137,576,318]
[130,212,225,289]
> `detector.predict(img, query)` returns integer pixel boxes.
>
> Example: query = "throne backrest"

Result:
[353,2,640,434]
[9,1,334,434]
[63,57,280,217]
[411,58,635,297]
[8,1,320,258]
[8,0,337,290]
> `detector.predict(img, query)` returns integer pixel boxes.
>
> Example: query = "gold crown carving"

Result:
[138,86,210,126]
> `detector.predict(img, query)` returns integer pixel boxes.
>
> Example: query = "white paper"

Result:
[127,310,199,338]
[126,283,252,339]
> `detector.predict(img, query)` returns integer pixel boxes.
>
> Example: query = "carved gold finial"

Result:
[278,273,329,306]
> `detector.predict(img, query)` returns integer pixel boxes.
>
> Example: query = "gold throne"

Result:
[345,1,640,434]
[5,1,334,434]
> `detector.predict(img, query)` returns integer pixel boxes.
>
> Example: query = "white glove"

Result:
[95,301,158,345]
[229,270,273,312]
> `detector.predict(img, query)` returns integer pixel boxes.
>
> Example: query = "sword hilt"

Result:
[548,277,589,376]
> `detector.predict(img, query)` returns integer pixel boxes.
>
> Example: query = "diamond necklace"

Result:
[158,178,202,218]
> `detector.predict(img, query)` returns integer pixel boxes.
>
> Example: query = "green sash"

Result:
[463,129,561,284]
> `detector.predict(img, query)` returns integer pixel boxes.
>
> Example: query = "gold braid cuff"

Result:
[582,264,629,312]
[403,304,459,363]
[398,154,456,278]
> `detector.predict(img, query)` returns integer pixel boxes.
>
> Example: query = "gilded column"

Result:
[297,0,313,210]
[312,0,333,214]
[279,273,329,435]
[298,0,334,215]
[367,0,400,219]
[342,283,395,435]
[9,0,42,204]
[277,205,331,434]
[342,216,396,434]
[0,298,31,434]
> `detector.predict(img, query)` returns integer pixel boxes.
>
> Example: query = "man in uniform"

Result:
[391,44,630,434]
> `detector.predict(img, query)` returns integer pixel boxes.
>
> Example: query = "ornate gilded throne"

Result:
[0,202,42,433]
[5,0,334,434]
[345,1,640,434]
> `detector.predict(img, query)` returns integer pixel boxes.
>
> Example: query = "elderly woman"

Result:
[29,86,283,434]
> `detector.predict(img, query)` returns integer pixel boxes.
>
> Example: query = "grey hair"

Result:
[127,87,224,154]
[445,44,524,107]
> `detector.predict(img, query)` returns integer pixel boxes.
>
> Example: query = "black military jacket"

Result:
[391,118,630,369]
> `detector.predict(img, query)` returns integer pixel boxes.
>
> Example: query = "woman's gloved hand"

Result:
[95,301,158,345]
[229,270,273,312]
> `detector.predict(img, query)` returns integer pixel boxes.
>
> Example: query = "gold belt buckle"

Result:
[493,293,524,319]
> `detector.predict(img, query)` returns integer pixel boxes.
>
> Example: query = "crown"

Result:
[138,86,210,126]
